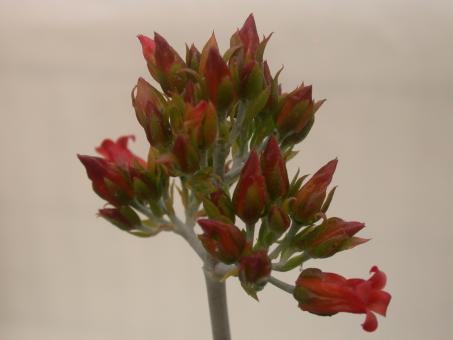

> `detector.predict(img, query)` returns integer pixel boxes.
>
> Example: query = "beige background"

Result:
[1,0,452,339]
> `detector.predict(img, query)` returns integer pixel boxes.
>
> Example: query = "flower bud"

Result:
[294,266,391,332]
[203,188,236,223]
[203,45,234,107]
[184,101,218,148]
[276,85,324,142]
[292,159,337,224]
[138,33,187,94]
[232,151,267,224]
[239,250,271,297]
[172,134,200,174]
[186,43,201,71]
[78,155,132,206]
[260,136,289,200]
[268,204,290,234]
[238,14,260,61]
[198,219,247,264]
[293,217,368,258]
[98,206,141,231]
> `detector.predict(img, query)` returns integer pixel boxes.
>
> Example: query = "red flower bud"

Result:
[138,33,186,94]
[98,206,141,231]
[95,135,146,168]
[292,159,337,224]
[198,219,247,264]
[172,134,200,174]
[206,188,236,223]
[239,250,271,288]
[233,151,267,225]
[268,204,290,234]
[294,217,368,258]
[78,155,132,206]
[294,266,391,332]
[204,46,234,107]
[260,136,289,200]
[186,43,201,71]
[184,101,218,148]
[238,14,260,60]
[276,85,324,140]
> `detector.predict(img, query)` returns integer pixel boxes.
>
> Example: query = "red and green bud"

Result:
[268,204,290,234]
[184,100,218,148]
[294,266,391,332]
[98,206,141,231]
[132,78,171,148]
[293,217,368,258]
[138,33,186,94]
[203,44,234,107]
[239,250,271,297]
[276,85,324,141]
[95,135,146,168]
[260,136,289,200]
[186,43,201,71]
[238,14,260,61]
[233,150,267,225]
[203,188,236,223]
[172,134,200,174]
[292,159,338,224]
[198,219,247,264]
[78,155,132,206]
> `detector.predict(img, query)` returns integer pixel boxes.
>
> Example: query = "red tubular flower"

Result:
[239,250,271,287]
[260,136,289,200]
[204,46,234,107]
[292,159,338,224]
[198,219,247,264]
[294,266,391,332]
[294,217,368,258]
[232,151,267,225]
[78,155,132,206]
[95,135,146,168]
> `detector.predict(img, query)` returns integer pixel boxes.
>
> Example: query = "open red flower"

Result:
[294,266,391,332]
[95,135,146,168]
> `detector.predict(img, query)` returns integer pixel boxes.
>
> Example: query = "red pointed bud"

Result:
[294,266,391,332]
[186,43,201,71]
[98,206,141,231]
[95,135,146,168]
[238,14,260,60]
[233,151,267,224]
[78,155,132,206]
[132,77,165,125]
[293,217,368,258]
[206,188,236,223]
[184,101,218,148]
[138,33,186,94]
[276,85,315,138]
[172,134,200,174]
[292,159,338,224]
[268,204,290,234]
[198,219,247,264]
[260,136,289,200]
[239,250,271,293]
[204,47,234,107]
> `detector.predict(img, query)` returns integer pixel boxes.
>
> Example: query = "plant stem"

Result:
[268,276,295,294]
[204,266,231,340]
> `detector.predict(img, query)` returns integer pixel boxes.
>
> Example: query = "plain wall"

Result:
[1,0,452,339]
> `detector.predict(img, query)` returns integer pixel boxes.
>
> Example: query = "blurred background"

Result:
[1,0,452,339]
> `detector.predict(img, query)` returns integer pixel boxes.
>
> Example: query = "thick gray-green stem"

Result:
[204,261,231,340]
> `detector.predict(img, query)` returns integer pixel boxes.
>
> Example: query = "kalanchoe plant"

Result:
[79,14,391,338]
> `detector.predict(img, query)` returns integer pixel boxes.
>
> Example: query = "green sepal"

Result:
[273,253,307,272]
[243,63,264,99]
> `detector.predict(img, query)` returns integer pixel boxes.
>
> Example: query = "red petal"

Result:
[362,311,378,332]
[137,35,155,62]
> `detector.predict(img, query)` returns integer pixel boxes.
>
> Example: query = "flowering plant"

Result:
[79,14,391,338]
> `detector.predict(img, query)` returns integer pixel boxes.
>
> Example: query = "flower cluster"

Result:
[79,14,390,332]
